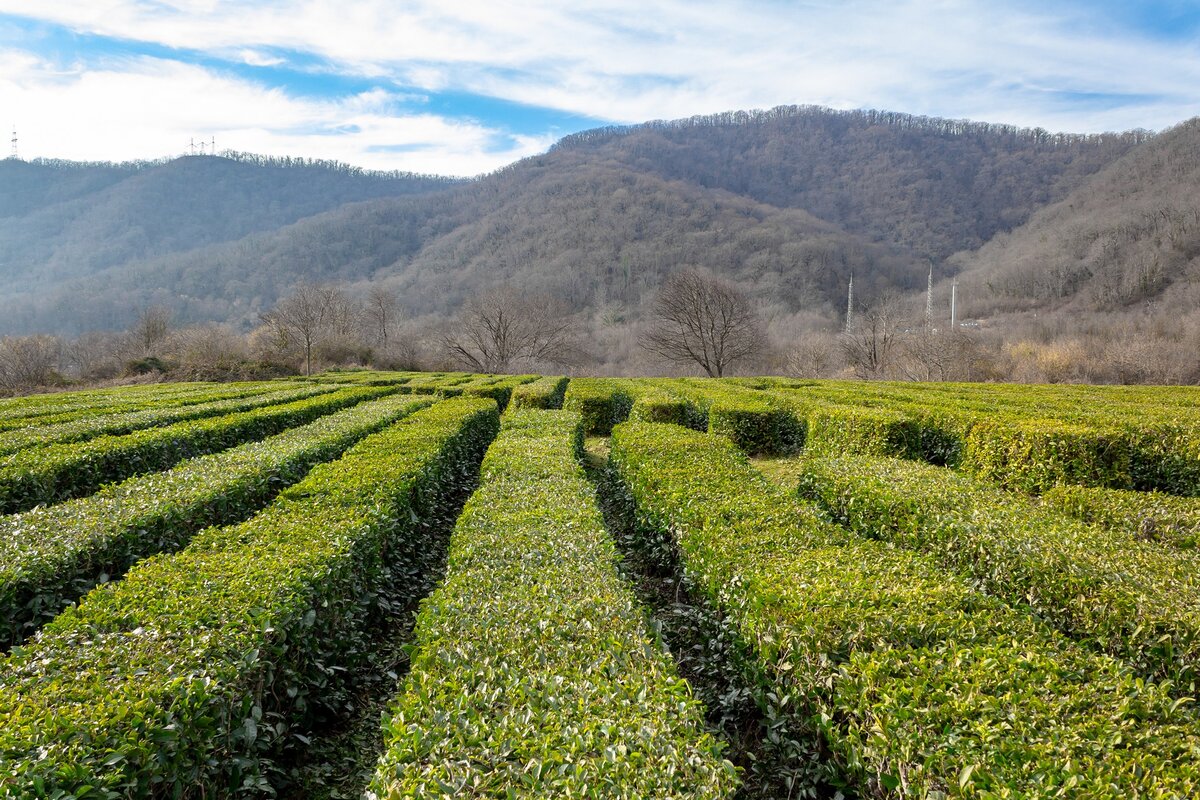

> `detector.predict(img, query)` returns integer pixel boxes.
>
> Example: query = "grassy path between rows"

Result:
[280,461,479,800]
[580,436,845,800]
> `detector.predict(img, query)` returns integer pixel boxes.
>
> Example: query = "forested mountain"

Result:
[0,159,140,219]
[0,155,456,295]
[2,162,920,334]
[0,105,1186,353]
[548,107,1147,260]
[951,117,1200,320]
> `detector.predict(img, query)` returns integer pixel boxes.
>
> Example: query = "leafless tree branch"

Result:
[441,287,579,372]
[640,269,764,377]
[261,283,356,375]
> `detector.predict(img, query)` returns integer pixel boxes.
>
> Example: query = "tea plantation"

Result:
[0,372,1198,798]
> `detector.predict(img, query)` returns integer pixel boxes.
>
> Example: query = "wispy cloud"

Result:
[1,1,1198,172]
[0,51,549,174]
[233,48,286,68]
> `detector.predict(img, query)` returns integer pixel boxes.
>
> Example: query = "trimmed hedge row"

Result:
[0,384,244,432]
[765,378,1200,424]
[0,385,391,515]
[772,386,1116,481]
[808,404,922,459]
[1042,484,1200,549]
[610,422,1200,798]
[0,382,231,422]
[0,398,499,798]
[883,402,977,466]
[0,393,436,649]
[918,381,1200,421]
[1125,423,1200,497]
[562,377,638,435]
[774,396,925,460]
[655,380,803,455]
[0,384,328,457]
[367,409,736,798]
[960,418,1134,493]
[308,370,416,386]
[508,375,569,410]
[397,375,484,400]
[769,384,1200,494]
[634,380,914,459]
[958,414,1199,496]
[629,387,707,430]
[640,380,916,459]
[398,372,476,395]
[625,379,1195,495]
[792,453,1200,688]
[457,374,538,412]
[777,386,1035,468]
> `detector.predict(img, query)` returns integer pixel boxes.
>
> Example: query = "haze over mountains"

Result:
[0,105,1195,367]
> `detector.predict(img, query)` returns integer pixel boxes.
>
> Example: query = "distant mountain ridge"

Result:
[547,105,1148,258]
[0,154,456,291]
[0,105,1187,343]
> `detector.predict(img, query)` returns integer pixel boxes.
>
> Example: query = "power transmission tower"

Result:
[188,136,217,156]
[925,262,934,332]
[844,274,854,334]
[8,126,17,160]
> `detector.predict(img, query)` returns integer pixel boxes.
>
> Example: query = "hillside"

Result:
[0,154,457,294]
[550,107,1146,259]
[0,105,1150,339]
[951,117,1200,321]
[2,164,919,334]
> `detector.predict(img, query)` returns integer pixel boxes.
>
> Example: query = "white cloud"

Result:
[0,51,537,174]
[2,0,1199,171]
[233,48,285,67]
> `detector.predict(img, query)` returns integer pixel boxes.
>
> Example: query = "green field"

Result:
[0,372,1198,799]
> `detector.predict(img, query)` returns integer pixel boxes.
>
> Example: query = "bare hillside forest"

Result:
[2,104,1199,392]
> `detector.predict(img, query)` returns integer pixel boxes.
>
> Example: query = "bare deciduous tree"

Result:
[365,284,400,349]
[0,335,62,392]
[64,332,125,381]
[640,269,764,377]
[900,327,994,382]
[131,306,172,357]
[441,287,577,373]
[261,283,355,375]
[842,294,901,379]
[171,323,250,379]
[785,331,840,378]
[900,328,954,381]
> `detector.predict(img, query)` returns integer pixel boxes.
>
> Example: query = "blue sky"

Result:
[1,1,1198,175]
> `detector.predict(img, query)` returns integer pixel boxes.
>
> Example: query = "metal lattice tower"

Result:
[844,273,854,334]
[925,263,934,332]
[189,136,216,156]
[9,126,17,160]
